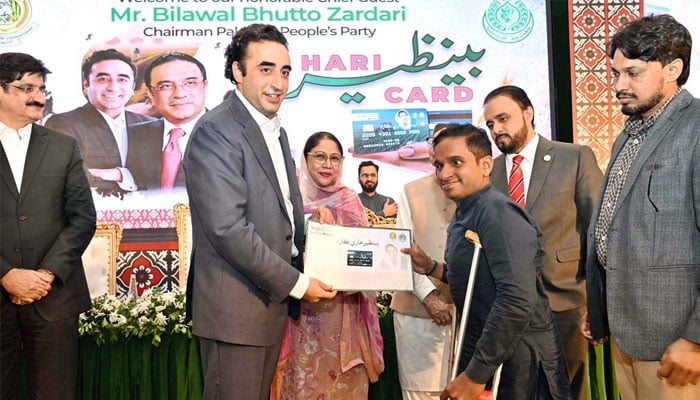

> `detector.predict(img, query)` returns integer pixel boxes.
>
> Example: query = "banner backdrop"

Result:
[2,0,552,225]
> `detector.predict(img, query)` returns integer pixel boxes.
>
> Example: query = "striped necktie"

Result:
[508,154,525,207]
[161,128,185,189]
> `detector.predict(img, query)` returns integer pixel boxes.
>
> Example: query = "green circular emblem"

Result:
[483,0,534,44]
[0,0,31,35]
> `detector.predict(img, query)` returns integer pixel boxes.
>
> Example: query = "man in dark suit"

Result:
[582,15,700,398]
[484,85,602,400]
[126,52,208,190]
[183,24,337,399]
[45,48,153,197]
[0,52,96,399]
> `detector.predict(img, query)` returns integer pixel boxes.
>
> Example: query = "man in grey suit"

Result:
[484,85,602,400]
[45,49,153,197]
[581,15,700,398]
[183,24,337,399]
[0,52,96,399]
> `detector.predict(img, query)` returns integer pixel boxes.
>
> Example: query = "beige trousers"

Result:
[613,340,700,400]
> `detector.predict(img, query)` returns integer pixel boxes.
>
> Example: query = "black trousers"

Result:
[499,326,573,400]
[554,306,588,400]
[460,324,573,400]
[0,300,79,400]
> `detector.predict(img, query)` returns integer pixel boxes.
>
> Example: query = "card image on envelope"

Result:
[304,221,413,291]
[347,250,373,267]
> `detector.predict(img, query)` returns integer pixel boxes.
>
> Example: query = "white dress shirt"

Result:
[0,121,32,193]
[235,91,309,299]
[96,109,128,166]
[92,109,141,191]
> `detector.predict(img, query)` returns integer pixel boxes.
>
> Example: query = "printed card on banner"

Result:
[351,108,429,154]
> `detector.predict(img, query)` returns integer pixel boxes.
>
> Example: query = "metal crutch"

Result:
[451,230,503,399]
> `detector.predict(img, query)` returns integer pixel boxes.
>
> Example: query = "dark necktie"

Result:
[509,154,525,207]
[161,128,185,189]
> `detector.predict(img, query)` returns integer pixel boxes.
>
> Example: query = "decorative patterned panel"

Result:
[570,0,641,170]
[115,247,180,298]
[97,208,175,229]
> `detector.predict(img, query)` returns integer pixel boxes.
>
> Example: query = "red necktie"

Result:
[161,128,185,189]
[508,154,525,207]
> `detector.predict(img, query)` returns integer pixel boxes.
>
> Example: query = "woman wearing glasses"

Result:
[271,131,384,399]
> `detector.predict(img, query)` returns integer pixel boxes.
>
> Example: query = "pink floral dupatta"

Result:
[299,156,385,381]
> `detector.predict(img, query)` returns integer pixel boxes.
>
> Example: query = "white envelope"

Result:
[304,221,414,291]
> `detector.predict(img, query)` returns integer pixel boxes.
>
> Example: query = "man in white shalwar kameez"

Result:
[391,172,455,400]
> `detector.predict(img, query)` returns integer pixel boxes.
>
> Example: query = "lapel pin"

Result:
[543,154,552,162]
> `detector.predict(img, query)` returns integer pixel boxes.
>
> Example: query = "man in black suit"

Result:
[0,52,96,399]
[45,48,153,197]
[127,52,208,190]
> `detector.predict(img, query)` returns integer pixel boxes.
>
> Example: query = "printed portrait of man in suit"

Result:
[45,48,154,198]
[127,52,208,191]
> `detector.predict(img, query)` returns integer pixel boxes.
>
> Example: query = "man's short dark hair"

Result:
[483,85,536,129]
[432,123,459,137]
[358,160,379,176]
[224,24,288,84]
[144,52,207,88]
[0,52,50,86]
[81,49,136,82]
[432,124,492,161]
[610,14,692,85]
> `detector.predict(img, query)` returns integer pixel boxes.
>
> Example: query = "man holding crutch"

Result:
[405,124,572,400]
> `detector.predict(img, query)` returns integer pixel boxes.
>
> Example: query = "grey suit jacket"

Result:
[0,125,96,320]
[492,136,602,312]
[586,89,700,360]
[183,94,305,346]
[126,119,186,190]
[45,103,153,186]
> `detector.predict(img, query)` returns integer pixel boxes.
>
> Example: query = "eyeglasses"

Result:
[360,173,377,179]
[4,83,51,97]
[307,151,344,166]
[152,79,204,92]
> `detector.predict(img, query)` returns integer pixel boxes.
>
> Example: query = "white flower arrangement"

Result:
[79,287,191,346]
